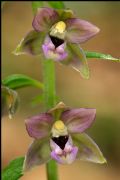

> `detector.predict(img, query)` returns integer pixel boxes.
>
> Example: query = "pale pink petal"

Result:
[32,7,59,32]
[61,108,96,133]
[66,18,100,43]
[25,113,53,139]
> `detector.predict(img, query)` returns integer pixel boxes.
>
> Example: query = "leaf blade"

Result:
[2,74,44,90]
[85,51,120,62]
[2,157,24,180]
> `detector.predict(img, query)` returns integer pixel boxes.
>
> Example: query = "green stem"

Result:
[42,60,58,180]
[42,60,56,110]
[31,2,58,180]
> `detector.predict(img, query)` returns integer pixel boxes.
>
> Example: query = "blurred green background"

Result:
[2,1,120,180]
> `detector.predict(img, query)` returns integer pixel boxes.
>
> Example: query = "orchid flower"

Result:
[23,102,106,171]
[14,8,100,79]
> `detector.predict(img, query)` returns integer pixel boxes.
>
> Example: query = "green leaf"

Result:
[85,51,120,62]
[48,1,65,9]
[32,2,44,14]
[2,74,44,90]
[2,86,19,119]
[2,157,24,180]
[73,133,107,164]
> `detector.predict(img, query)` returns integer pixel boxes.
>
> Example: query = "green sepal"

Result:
[73,133,107,164]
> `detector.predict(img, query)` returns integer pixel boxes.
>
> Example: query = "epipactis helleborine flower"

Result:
[23,102,106,171]
[14,8,100,79]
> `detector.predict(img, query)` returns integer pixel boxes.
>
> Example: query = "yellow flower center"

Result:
[54,120,65,130]
[54,21,66,33]
[50,21,66,39]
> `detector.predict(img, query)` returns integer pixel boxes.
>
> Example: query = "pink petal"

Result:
[51,146,78,164]
[50,136,78,164]
[42,36,68,61]
[32,7,59,32]
[66,18,100,43]
[25,113,53,139]
[61,108,96,133]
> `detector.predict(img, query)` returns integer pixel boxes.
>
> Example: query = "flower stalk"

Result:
[42,59,56,110]
[31,3,58,180]
[42,59,58,180]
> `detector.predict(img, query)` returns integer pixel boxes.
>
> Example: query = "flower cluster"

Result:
[14,7,100,79]
[13,6,105,172]
[23,102,106,171]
